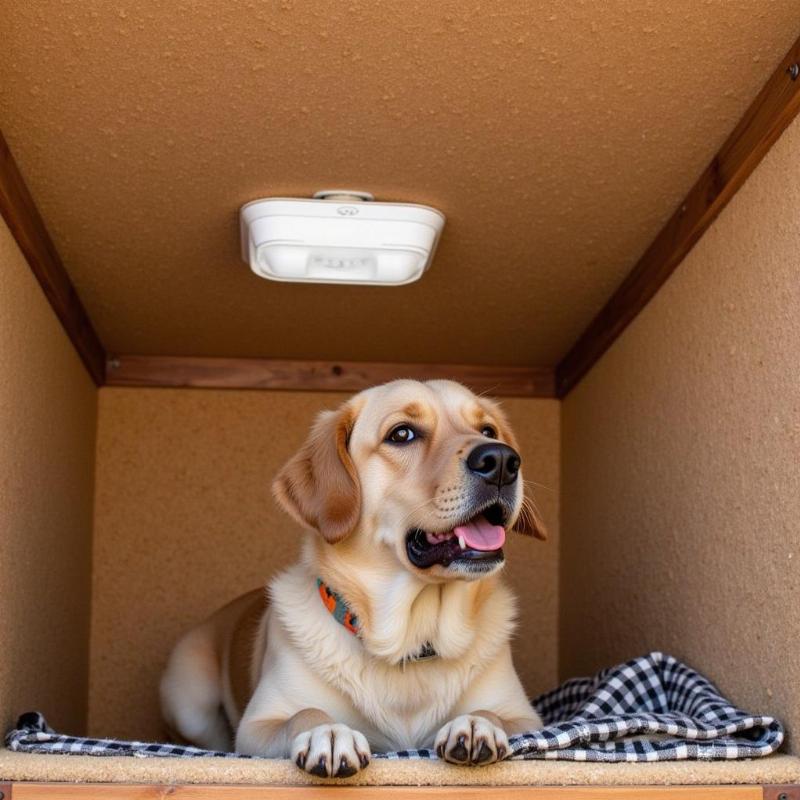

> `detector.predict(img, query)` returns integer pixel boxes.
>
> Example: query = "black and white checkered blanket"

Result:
[5,652,783,763]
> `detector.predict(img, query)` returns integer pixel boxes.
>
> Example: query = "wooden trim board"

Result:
[5,784,773,800]
[0,131,106,386]
[555,35,800,397]
[105,355,556,397]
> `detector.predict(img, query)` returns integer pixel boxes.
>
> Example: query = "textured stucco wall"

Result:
[561,116,800,751]
[89,388,558,740]
[0,218,97,734]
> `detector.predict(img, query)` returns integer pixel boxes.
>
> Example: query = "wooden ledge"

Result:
[105,355,556,398]
[7,782,790,800]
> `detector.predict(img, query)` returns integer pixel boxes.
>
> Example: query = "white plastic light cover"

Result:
[240,196,445,286]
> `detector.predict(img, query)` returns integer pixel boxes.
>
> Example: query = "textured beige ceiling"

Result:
[2,1,799,367]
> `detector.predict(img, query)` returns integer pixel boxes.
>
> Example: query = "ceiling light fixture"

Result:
[240,190,445,286]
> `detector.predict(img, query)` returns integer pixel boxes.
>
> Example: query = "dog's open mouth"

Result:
[406,503,507,569]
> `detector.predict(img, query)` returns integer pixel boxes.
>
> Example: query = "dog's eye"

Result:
[386,424,417,444]
[480,424,498,439]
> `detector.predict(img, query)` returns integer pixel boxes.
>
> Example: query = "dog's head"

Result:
[273,379,546,581]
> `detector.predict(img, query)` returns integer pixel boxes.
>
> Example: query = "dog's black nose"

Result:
[466,443,521,487]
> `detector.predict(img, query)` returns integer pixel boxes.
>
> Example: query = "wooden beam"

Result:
[8,783,767,800]
[0,131,106,385]
[555,35,800,398]
[105,355,556,398]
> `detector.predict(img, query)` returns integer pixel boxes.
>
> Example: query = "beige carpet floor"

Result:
[0,749,798,786]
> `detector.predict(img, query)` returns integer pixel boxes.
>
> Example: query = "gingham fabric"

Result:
[4,652,783,762]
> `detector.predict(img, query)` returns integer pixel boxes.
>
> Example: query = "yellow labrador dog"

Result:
[161,379,545,777]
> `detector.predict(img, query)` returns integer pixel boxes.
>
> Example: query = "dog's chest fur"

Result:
[269,564,517,750]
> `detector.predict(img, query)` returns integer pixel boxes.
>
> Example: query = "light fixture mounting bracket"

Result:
[313,189,375,202]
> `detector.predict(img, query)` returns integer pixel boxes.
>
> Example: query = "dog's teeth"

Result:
[458,534,466,550]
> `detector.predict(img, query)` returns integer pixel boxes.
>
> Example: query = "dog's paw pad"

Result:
[291,723,371,779]
[434,714,509,766]
[475,740,493,763]
[309,755,328,778]
[336,755,358,778]
[448,734,469,763]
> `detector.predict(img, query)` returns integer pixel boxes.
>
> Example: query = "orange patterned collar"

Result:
[316,578,360,635]
[316,578,438,662]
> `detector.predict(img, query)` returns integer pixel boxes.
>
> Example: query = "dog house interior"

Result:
[2,3,800,797]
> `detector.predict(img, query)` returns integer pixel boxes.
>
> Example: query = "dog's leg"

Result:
[434,644,543,766]
[160,624,232,751]
[236,709,371,777]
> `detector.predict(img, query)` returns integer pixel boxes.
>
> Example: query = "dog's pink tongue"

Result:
[454,515,506,551]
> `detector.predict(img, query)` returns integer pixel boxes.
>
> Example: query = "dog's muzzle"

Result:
[404,443,522,572]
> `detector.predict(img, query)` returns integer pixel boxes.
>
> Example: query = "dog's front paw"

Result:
[291,723,371,778]
[434,714,509,766]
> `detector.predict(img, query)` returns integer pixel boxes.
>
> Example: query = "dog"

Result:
[160,379,546,777]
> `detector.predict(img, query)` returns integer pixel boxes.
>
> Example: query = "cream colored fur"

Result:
[161,380,544,778]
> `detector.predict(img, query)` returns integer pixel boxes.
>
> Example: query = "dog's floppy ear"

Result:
[512,497,548,541]
[272,402,361,544]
